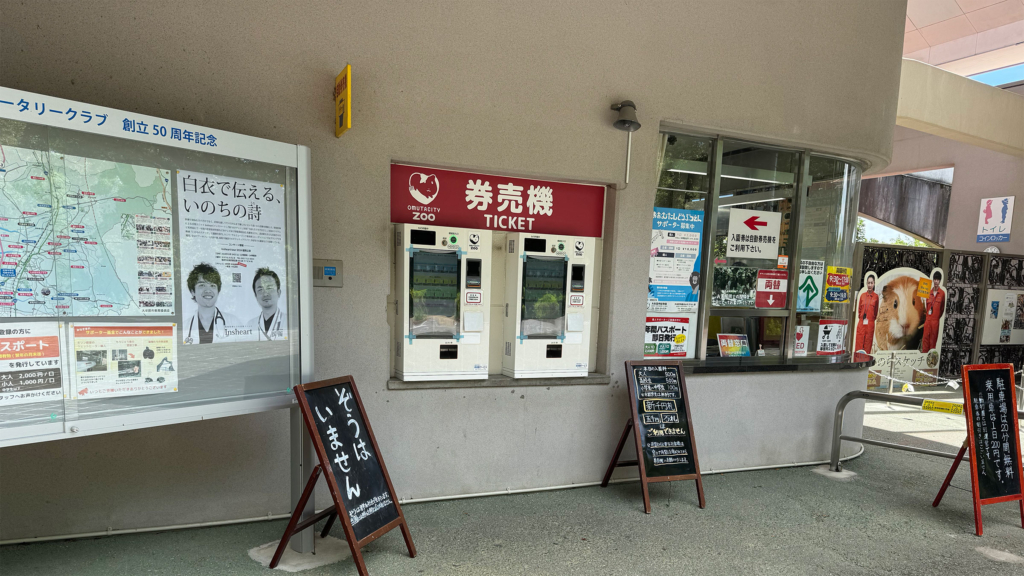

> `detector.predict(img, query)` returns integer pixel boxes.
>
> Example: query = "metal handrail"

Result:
[829,390,1024,472]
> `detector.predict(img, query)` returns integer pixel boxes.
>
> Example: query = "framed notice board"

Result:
[602,359,705,513]
[0,86,313,447]
[933,363,1023,535]
[272,375,415,574]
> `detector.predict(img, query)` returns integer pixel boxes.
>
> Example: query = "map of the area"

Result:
[0,145,174,317]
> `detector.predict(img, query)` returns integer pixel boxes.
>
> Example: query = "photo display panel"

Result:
[633,364,696,477]
[304,381,399,541]
[964,366,1022,501]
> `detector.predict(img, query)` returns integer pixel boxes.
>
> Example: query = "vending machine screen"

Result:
[520,256,568,338]
[409,250,461,337]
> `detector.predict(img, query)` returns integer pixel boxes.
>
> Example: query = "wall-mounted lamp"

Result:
[610,100,641,190]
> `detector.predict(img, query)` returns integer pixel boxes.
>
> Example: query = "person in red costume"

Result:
[920,270,946,353]
[855,273,879,354]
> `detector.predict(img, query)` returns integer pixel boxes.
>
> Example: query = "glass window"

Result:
[707,315,787,358]
[521,256,567,338]
[647,133,713,360]
[794,156,860,358]
[409,250,460,337]
[711,141,798,307]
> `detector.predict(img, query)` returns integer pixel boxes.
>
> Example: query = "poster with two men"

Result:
[176,170,289,345]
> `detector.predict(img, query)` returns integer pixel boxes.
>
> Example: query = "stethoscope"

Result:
[185,309,227,343]
[257,312,284,340]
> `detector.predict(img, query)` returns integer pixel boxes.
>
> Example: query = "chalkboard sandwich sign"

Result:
[932,363,1024,536]
[271,375,416,575]
[601,359,705,513]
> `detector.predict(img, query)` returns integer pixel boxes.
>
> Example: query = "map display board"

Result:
[0,146,174,317]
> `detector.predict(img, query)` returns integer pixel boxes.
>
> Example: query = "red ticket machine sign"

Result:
[755,269,788,308]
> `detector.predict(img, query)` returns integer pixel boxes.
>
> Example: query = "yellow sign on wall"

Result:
[921,399,963,415]
[334,65,351,137]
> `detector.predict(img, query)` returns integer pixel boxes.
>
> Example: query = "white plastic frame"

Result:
[0,87,313,447]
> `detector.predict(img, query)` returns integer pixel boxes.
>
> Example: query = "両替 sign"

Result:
[334,65,351,137]
[726,208,781,260]
[755,269,787,308]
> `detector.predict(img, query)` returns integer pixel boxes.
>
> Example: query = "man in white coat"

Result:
[184,263,244,344]
[249,267,287,340]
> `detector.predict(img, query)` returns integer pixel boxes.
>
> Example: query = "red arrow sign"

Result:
[744,216,767,230]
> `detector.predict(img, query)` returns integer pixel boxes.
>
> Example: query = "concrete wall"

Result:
[0,0,903,540]
[883,126,1024,253]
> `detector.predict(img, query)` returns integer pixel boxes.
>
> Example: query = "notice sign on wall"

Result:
[725,208,781,260]
[755,269,787,308]
[977,196,1014,243]
[644,316,694,359]
[390,164,605,238]
[73,323,178,399]
[0,322,64,405]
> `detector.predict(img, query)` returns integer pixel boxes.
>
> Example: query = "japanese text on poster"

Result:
[977,196,1014,243]
[825,266,851,303]
[648,208,703,315]
[177,171,289,345]
[725,208,781,259]
[816,320,847,356]
[644,315,695,359]
[0,322,64,405]
[72,323,177,399]
[797,260,824,312]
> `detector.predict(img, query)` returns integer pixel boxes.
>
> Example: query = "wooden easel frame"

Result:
[271,376,416,575]
[932,363,1024,536]
[601,359,705,513]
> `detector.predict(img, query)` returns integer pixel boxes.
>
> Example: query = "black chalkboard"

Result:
[632,364,697,478]
[303,380,400,541]
[964,366,1023,501]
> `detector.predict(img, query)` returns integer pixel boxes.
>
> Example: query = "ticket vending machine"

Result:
[395,224,491,381]
[503,233,595,378]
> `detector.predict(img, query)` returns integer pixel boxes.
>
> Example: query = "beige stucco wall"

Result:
[0,1,903,540]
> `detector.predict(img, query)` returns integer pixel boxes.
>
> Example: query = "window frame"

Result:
[655,129,864,364]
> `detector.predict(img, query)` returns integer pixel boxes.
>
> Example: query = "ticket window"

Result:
[503,233,595,378]
[395,225,491,381]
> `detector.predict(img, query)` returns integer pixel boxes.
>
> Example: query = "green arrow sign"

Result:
[799,275,819,308]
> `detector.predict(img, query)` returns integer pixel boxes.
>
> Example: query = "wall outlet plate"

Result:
[313,259,343,287]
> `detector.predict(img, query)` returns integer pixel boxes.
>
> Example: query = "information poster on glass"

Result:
[648,208,702,314]
[717,334,751,357]
[644,316,693,359]
[0,322,65,406]
[176,170,289,345]
[72,323,178,399]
